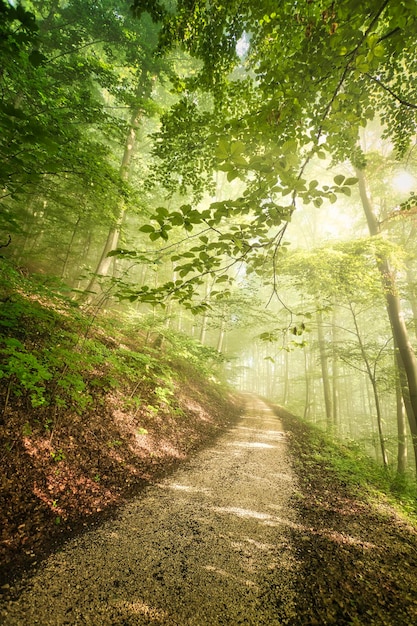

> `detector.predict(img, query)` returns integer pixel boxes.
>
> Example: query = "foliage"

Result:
[0,258,228,426]
[123,312,227,378]
[121,0,417,307]
[0,0,165,287]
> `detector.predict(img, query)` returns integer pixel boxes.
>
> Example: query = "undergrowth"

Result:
[0,258,228,429]
[286,412,417,523]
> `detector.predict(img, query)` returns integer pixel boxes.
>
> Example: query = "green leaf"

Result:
[170,213,184,226]
[344,177,359,186]
[230,141,245,157]
[334,174,345,185]
[373,44,385,58]
[227,169,239,182]
[139,224,155,233]
[215,138,229,160]
[231,154,247,166]
[29,50,47,67]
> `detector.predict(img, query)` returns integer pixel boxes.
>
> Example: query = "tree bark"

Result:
[396,357,408,474]
[331,305,340,432]
[316,308,333,430]
[199,280,212,345]
[216,314,226,353]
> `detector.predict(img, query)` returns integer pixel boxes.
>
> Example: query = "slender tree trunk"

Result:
[216,315,226,353]
[163,269,177,329]
[371,378,388,467]
[331,306,340,432]
[283,348,290,405]
[349,301,388,467]
[83,108,141,301]
[303,345,311,420]
[356,167,417,474]
[61,215,81,280]
[316,308,333,430]
[199,280,212,345]
[396,362,408,474]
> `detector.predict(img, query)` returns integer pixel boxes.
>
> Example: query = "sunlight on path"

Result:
[1,396,298,625]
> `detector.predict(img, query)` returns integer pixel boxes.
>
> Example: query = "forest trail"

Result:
[0,396,298,625]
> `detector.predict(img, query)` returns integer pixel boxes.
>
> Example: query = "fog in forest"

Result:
[2,0,417,479]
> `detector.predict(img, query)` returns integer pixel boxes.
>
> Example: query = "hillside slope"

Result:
[275,405,417,625]
[0,261,242,584]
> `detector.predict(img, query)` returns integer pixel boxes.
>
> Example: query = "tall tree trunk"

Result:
[61,215,81,280]
[199,280,212,345]
[396,359,408,474]
[216,313,226,353]
[316,308,333,430]
[83,108,141,301]
[349,303,388,467]
[282,348,290,405]
[356,167,417,473]
[303,344,311,420]
[331,306,340,432]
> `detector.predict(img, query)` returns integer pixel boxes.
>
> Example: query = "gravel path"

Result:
[1,396,298,625]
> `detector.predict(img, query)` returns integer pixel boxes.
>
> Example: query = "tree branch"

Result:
[365,73,417,109]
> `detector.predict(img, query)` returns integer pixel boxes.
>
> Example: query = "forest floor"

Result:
[0,260,244,587]
[275,405,417,625]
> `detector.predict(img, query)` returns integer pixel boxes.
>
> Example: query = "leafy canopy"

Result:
[123,0,417,307]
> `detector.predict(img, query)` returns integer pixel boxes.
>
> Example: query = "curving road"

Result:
[0,396,298,625]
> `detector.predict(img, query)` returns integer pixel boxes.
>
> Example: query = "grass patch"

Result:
[294,418,417,523]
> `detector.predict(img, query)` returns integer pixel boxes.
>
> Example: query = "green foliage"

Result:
[120,0,417,308]
[0,338,52,407]
[50,449,66,463]
[279,237,398,305]
[0,258,230,436]
[295,416,417,520]
[0,260,93,411]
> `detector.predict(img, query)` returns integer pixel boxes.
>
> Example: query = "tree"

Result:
[126,1,416,310]
[126,1,417,473]
[0,1,159,287]
[356,167,417,472]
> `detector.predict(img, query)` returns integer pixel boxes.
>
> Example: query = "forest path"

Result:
[1,395,298,625]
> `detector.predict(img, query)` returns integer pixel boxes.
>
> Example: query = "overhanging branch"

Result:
[365,73,417,109]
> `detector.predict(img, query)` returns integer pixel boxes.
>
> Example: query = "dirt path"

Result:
[0,396,298,625]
